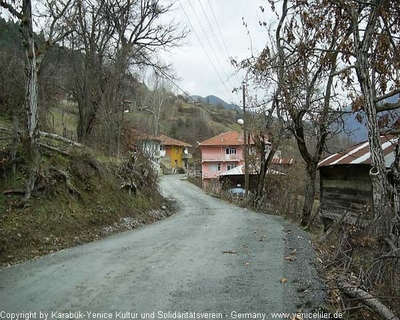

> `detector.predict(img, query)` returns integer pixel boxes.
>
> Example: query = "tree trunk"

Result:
[256,146,277,200]
[301,163,317,227]
[11,114,19,175]
[352,2,390,223]
[75,51,101,143]
[356,51,389,222]
[76,91,98,143]
[20,0,41,205]
[338,280,399,320]
[360,92,388,221]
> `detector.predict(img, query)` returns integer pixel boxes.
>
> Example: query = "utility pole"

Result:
[117,103,124,158]
[117,105,129,158]
[242,82,249,197]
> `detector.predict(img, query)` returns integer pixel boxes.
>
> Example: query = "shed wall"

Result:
[320,165,372,215]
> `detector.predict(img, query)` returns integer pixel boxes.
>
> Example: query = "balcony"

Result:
[202,171,220,179]
[142,149,160,159]
[202,154,242,162]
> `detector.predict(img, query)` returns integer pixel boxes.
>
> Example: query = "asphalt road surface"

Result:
[0,175,325,319]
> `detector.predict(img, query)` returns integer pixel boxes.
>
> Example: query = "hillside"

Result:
[0,17,244,152]
[44,94,243,150]
[159,94,243,146]
[191,94,242,112]
[0,118,175,266]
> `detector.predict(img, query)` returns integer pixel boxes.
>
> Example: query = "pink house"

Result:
[199,131,254,188]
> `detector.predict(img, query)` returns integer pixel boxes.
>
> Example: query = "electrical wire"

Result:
[206,0,232,60]
[146,56,240,132]
[186,0,238,105]
[178,0,240,106]
[196,0,231,76]
[196,0,240,97]
[205,0,247,98]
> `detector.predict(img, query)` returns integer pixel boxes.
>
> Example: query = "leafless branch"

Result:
[331,65,356,77]
[375,89,400,103]
[376,101,400,113]
[0,1,23,19]
[338,280,399,320]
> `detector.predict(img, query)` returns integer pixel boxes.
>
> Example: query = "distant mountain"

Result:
[340,94,400,143]
[191,95,241,112]
[341,111,368,143]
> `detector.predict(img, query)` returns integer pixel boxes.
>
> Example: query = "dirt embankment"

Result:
[0,147,175,266]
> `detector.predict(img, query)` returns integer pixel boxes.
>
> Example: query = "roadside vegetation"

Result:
[227,1,400,318]
[0,126,173,266]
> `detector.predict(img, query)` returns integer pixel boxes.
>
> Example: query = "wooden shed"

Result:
[218,164,286,191]
[318,135,397,227]
[218,164,260,191]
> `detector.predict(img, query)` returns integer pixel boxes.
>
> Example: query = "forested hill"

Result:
[340,94,400,143]
[0,18,21,48]
[191,95,241,112]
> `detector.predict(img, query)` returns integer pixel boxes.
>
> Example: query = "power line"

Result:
[186,0,238,104]
[178,0,240,106]
[196,0,230,73]
[206,0,232,64]
[205,0,246,98]
[147,57,240,132]
[196,0,240,97]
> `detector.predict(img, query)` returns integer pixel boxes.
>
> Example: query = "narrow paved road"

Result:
[0,175,324,319]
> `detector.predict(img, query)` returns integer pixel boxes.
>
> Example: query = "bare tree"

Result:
[239,0,345,226]
[288,0,399,227]
[0,0,75,204]
[327,0,400,224]
[282,1,400,315]
[233,0,290,202]
[146,71,173,135]
[65,0,187,144]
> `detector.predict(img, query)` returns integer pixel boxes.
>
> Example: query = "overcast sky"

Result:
[161,0,276,106]
[1,0,273,106]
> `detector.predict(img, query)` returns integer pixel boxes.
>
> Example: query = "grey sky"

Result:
[163,0,275,105]
[0,0,273,106]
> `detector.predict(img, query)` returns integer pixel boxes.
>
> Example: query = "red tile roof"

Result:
[318,135,398,168]
[199,131,254,146]
[137,133,160,142]
[157,134,192,147]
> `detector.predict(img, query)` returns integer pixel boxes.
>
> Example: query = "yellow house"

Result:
[157,134,192,169]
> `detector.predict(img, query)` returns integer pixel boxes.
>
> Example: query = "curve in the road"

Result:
[0,174,325,319]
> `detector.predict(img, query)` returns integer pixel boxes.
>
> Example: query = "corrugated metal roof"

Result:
[271,158,295,165]
[318,135,398,168]
[219,164,284,176]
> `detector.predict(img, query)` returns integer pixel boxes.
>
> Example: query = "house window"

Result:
[209,163,221,172]
[227,163,237,171]
[226,147,236,155]
[175,147,179,154]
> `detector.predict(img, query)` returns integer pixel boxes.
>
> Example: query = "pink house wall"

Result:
[201,145,244,181]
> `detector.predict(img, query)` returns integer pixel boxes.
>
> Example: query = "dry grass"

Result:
[0,144,171,266]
